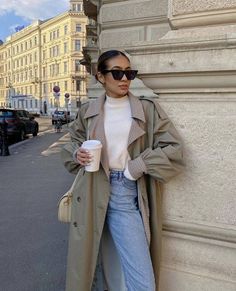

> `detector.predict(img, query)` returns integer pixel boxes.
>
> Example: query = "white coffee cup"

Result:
[81,140,102,172]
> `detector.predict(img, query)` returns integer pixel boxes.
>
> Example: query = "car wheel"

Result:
[33,126,38,136]
[18,129,26,141]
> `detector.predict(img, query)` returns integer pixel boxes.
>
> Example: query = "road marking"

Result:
[41,133,70,156]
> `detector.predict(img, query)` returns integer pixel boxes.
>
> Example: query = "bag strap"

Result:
[68,169,81,195]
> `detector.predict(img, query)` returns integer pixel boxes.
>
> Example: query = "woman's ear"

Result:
[96,72,105,85]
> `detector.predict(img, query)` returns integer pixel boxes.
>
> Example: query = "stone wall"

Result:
[86,0,236,290]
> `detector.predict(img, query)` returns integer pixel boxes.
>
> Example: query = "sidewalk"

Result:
[0,129,73,291]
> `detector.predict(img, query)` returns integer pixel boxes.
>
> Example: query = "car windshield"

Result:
[55,111,64,115]
[0,111,13,117]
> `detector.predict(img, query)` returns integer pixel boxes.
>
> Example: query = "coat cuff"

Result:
[73,149,80,164]
[127,155,147,180]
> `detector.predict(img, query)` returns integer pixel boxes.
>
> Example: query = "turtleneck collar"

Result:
[106,94,128,104]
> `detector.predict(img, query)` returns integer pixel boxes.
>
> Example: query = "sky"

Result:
[0,0,69,41]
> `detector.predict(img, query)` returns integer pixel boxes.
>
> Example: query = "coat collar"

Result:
[84,91,146,123]
[83,91,146,178]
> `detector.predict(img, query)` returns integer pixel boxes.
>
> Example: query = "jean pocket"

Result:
[122,176,137,190]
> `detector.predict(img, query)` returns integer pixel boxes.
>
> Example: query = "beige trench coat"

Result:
[61,92,184,291]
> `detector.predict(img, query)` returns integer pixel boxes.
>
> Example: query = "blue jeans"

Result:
[106,171,156,291]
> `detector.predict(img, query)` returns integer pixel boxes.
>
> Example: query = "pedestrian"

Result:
[61,50,184,291]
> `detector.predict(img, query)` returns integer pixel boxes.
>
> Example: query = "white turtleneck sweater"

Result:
[104,95,134,180]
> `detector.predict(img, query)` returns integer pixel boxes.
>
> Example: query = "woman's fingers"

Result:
[76,147,92,165]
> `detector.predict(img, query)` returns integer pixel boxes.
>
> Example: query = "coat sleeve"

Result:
[128,100,184,183]
[61,105,88,174]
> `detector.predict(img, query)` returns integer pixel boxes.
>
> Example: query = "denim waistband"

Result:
[109,170,124,180]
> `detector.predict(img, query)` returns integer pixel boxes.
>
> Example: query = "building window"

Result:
[64,25,68,35]
[76,24,81,32]
[43,67,46,78]
[76,80,80,91]
[56,64,60,75]
[43,83,47,94]
[72,3,82,11]
[35,99,38,108]
[34,52,37,62]
[75,40,81,51]
[78,4,82,11]
[43,50,46,60]
[64,62,68,73]
[43,35,46,43]
[75,60,80,71]
[57,29,60,38]
[34,36,37,45]
[64,81,68,91]
[64,42,68,53]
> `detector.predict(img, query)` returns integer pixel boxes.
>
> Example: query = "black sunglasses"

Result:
[102,69,138,80]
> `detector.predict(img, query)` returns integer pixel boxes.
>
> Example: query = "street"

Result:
[0,122,75,291]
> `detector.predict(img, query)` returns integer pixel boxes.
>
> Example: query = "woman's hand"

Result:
[76,147,92,166]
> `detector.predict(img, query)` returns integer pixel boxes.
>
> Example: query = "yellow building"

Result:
[0,0,87,115]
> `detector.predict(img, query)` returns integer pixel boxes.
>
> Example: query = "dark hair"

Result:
[97,50,130,73]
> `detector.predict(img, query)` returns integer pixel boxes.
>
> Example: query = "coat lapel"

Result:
[83,92,146,176]
[127,93,146,152]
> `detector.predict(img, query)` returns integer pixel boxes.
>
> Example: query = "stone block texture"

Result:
[95,0,236,290]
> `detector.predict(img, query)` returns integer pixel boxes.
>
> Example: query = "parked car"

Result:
[0,108,39,141]
[51,110,74,125]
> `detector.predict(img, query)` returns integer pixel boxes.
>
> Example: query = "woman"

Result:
[61,50,184,291]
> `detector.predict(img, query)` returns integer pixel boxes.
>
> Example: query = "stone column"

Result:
[93,1,236,290]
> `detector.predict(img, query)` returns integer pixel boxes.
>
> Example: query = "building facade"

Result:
[0,0,87,115]
[83,1,236,290]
